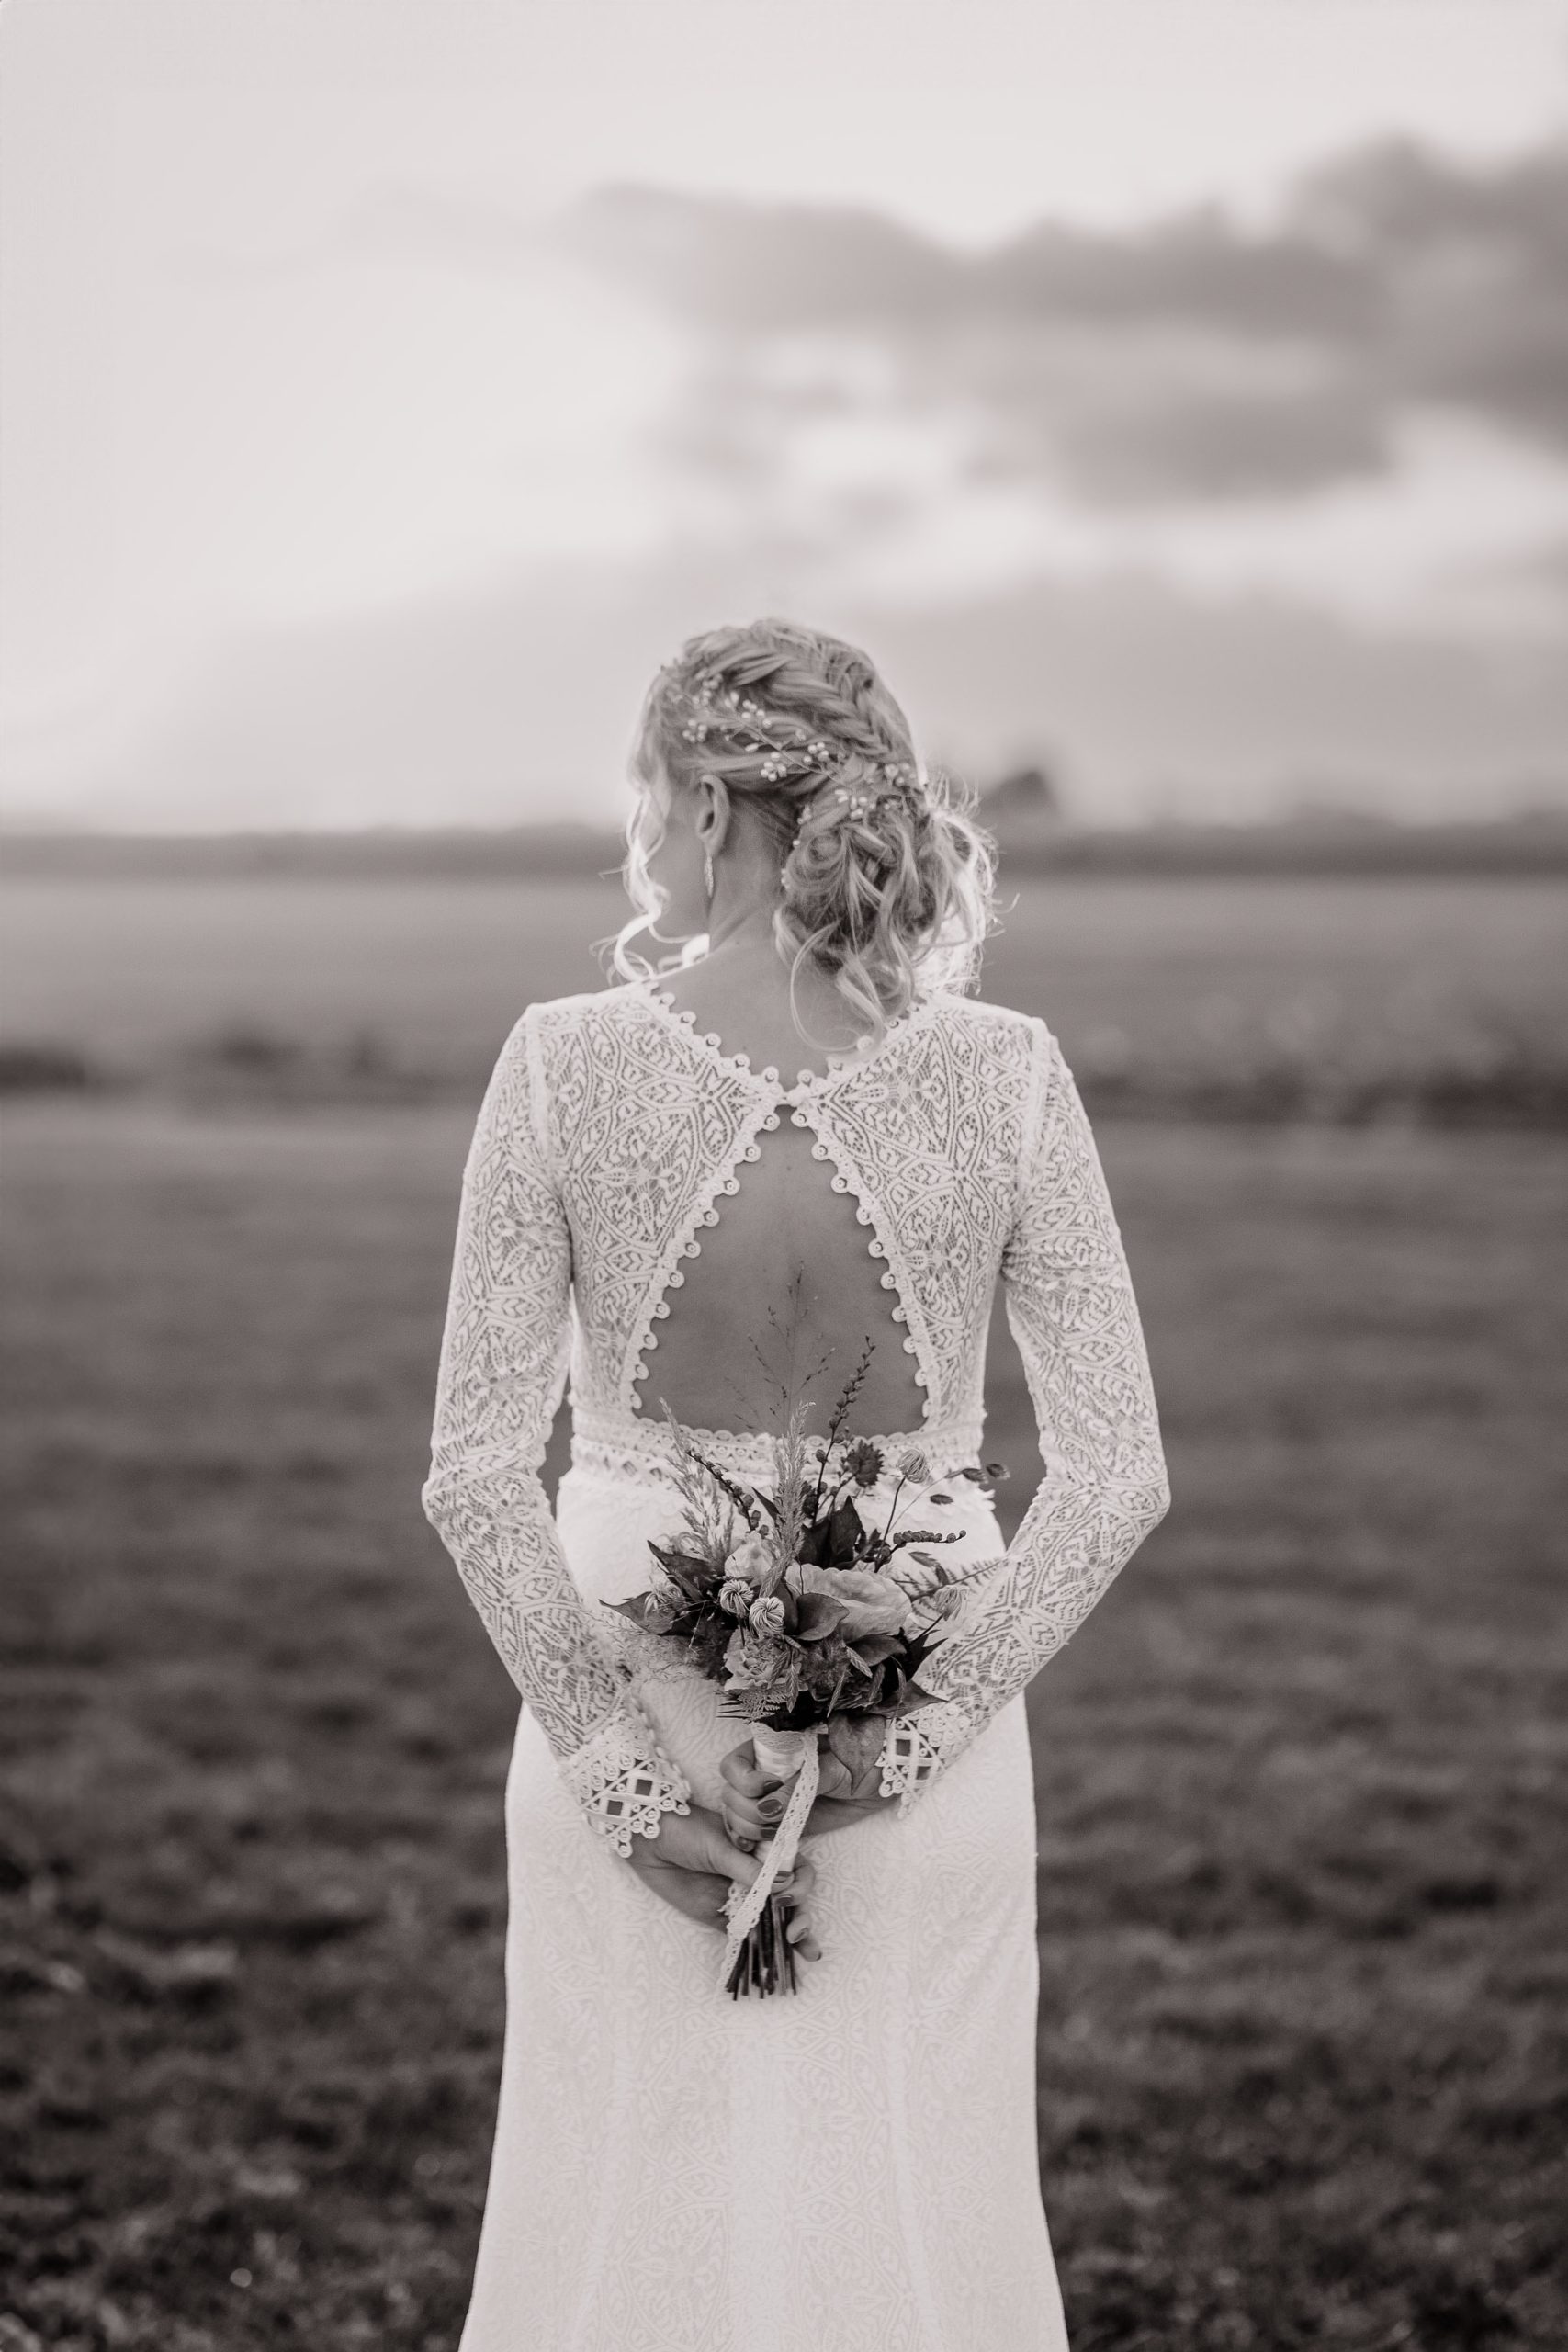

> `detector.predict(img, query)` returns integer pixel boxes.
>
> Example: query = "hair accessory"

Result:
[664,665,927,833]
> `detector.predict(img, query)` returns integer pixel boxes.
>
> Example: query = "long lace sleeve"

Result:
[421,1005,693,1855]
[879,1018,1171,1811]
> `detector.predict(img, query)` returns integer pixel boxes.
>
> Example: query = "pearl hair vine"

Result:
[663,662,927,832]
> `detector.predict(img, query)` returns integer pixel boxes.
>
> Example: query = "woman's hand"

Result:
[719,1736,899,1844]
[622,1803,823,1962]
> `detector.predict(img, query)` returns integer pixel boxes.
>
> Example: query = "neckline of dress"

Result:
[638,975,942,1100]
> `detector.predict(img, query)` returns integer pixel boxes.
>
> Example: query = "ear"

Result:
[697,775,731,854]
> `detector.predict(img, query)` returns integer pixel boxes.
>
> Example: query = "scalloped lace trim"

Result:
[620,1060,937,1430]
[559,1695,693,1857]
[878,1703,981,1817]
[642,978,939,1099]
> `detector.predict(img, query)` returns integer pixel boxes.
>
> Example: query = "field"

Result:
[2,875,1566,2349]
[3,874,1566,1122]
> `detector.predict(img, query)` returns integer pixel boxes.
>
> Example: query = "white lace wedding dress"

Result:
[422,974,1169,2352]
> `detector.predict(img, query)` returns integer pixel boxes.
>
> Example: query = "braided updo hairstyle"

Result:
[611,619,998,1044]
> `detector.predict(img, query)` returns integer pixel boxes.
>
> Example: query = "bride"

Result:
[422,619,1169,2351]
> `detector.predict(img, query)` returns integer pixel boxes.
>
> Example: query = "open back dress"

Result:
[422,972,1169,2352]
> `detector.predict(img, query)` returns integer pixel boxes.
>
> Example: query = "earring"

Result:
[703,846,716,903]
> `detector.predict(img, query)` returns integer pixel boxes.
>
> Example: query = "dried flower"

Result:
[842,1438,884,1488]
[725,1532,774,1585]
[748,1595,786,1637]
[718,1577,754,1618]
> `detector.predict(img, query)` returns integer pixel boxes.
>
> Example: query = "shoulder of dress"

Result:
[525,983,638,1018]
[924,989,1051,1055]
[516,982,651,1045]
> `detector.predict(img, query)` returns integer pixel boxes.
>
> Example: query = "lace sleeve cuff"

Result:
[559,1690,694,1857]
[877,1700,981,1817]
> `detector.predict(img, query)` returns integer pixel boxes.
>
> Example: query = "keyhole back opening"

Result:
[626,1101,930,1442]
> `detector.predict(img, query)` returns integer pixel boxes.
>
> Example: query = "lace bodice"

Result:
[422,974,1170,1852]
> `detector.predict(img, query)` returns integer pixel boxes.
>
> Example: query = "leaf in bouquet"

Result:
[897,1679,942,1712]
[847,1631,905,1670]
[601,1594,678,1635]
[825,1498,866,1565]
[833,1660,883,1713]
[646,1541,721,1599]
[791,1589,849,1643]
[824,1714,888,1781]
[795,1514,830,1568]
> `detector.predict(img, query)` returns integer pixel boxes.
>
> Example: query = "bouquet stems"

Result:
[721,1724,818,1998]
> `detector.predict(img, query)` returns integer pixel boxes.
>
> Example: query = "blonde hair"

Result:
[606,619,999,1045]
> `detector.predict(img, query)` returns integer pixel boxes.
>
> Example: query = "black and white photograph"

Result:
[2,4,1565,2346]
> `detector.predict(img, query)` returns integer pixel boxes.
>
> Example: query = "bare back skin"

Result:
[631,941,930,1443]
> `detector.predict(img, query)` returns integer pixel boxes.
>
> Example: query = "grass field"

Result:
[3,1095,1565,2350]
[4,875,1565,1122]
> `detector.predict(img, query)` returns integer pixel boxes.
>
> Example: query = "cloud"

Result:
[554,130,1568,507]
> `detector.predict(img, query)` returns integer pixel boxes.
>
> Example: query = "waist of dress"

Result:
[568,1401,986,1492]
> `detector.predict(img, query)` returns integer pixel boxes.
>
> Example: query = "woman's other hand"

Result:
[719,1736,898,1844]
[622,1802,823,1962]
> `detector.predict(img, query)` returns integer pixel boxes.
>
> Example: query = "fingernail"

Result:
[759,1798,783,1820]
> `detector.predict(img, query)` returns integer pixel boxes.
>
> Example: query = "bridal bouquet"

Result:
[603,1343,1007,1998]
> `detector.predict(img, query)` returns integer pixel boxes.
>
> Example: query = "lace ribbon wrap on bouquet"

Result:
[718,1725,820,1995]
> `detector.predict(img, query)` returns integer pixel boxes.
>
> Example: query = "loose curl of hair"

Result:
[605,619,999,1048]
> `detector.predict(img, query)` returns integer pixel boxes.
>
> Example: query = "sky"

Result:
[4,0,1568,830]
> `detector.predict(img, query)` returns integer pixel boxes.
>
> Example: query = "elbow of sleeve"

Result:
[1144,1454,1173,1534]
[422,1464,471,1539]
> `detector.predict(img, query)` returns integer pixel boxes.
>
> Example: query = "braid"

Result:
[612,618,998,1042]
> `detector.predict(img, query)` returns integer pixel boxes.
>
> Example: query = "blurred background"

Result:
[2,4,1565,2346]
